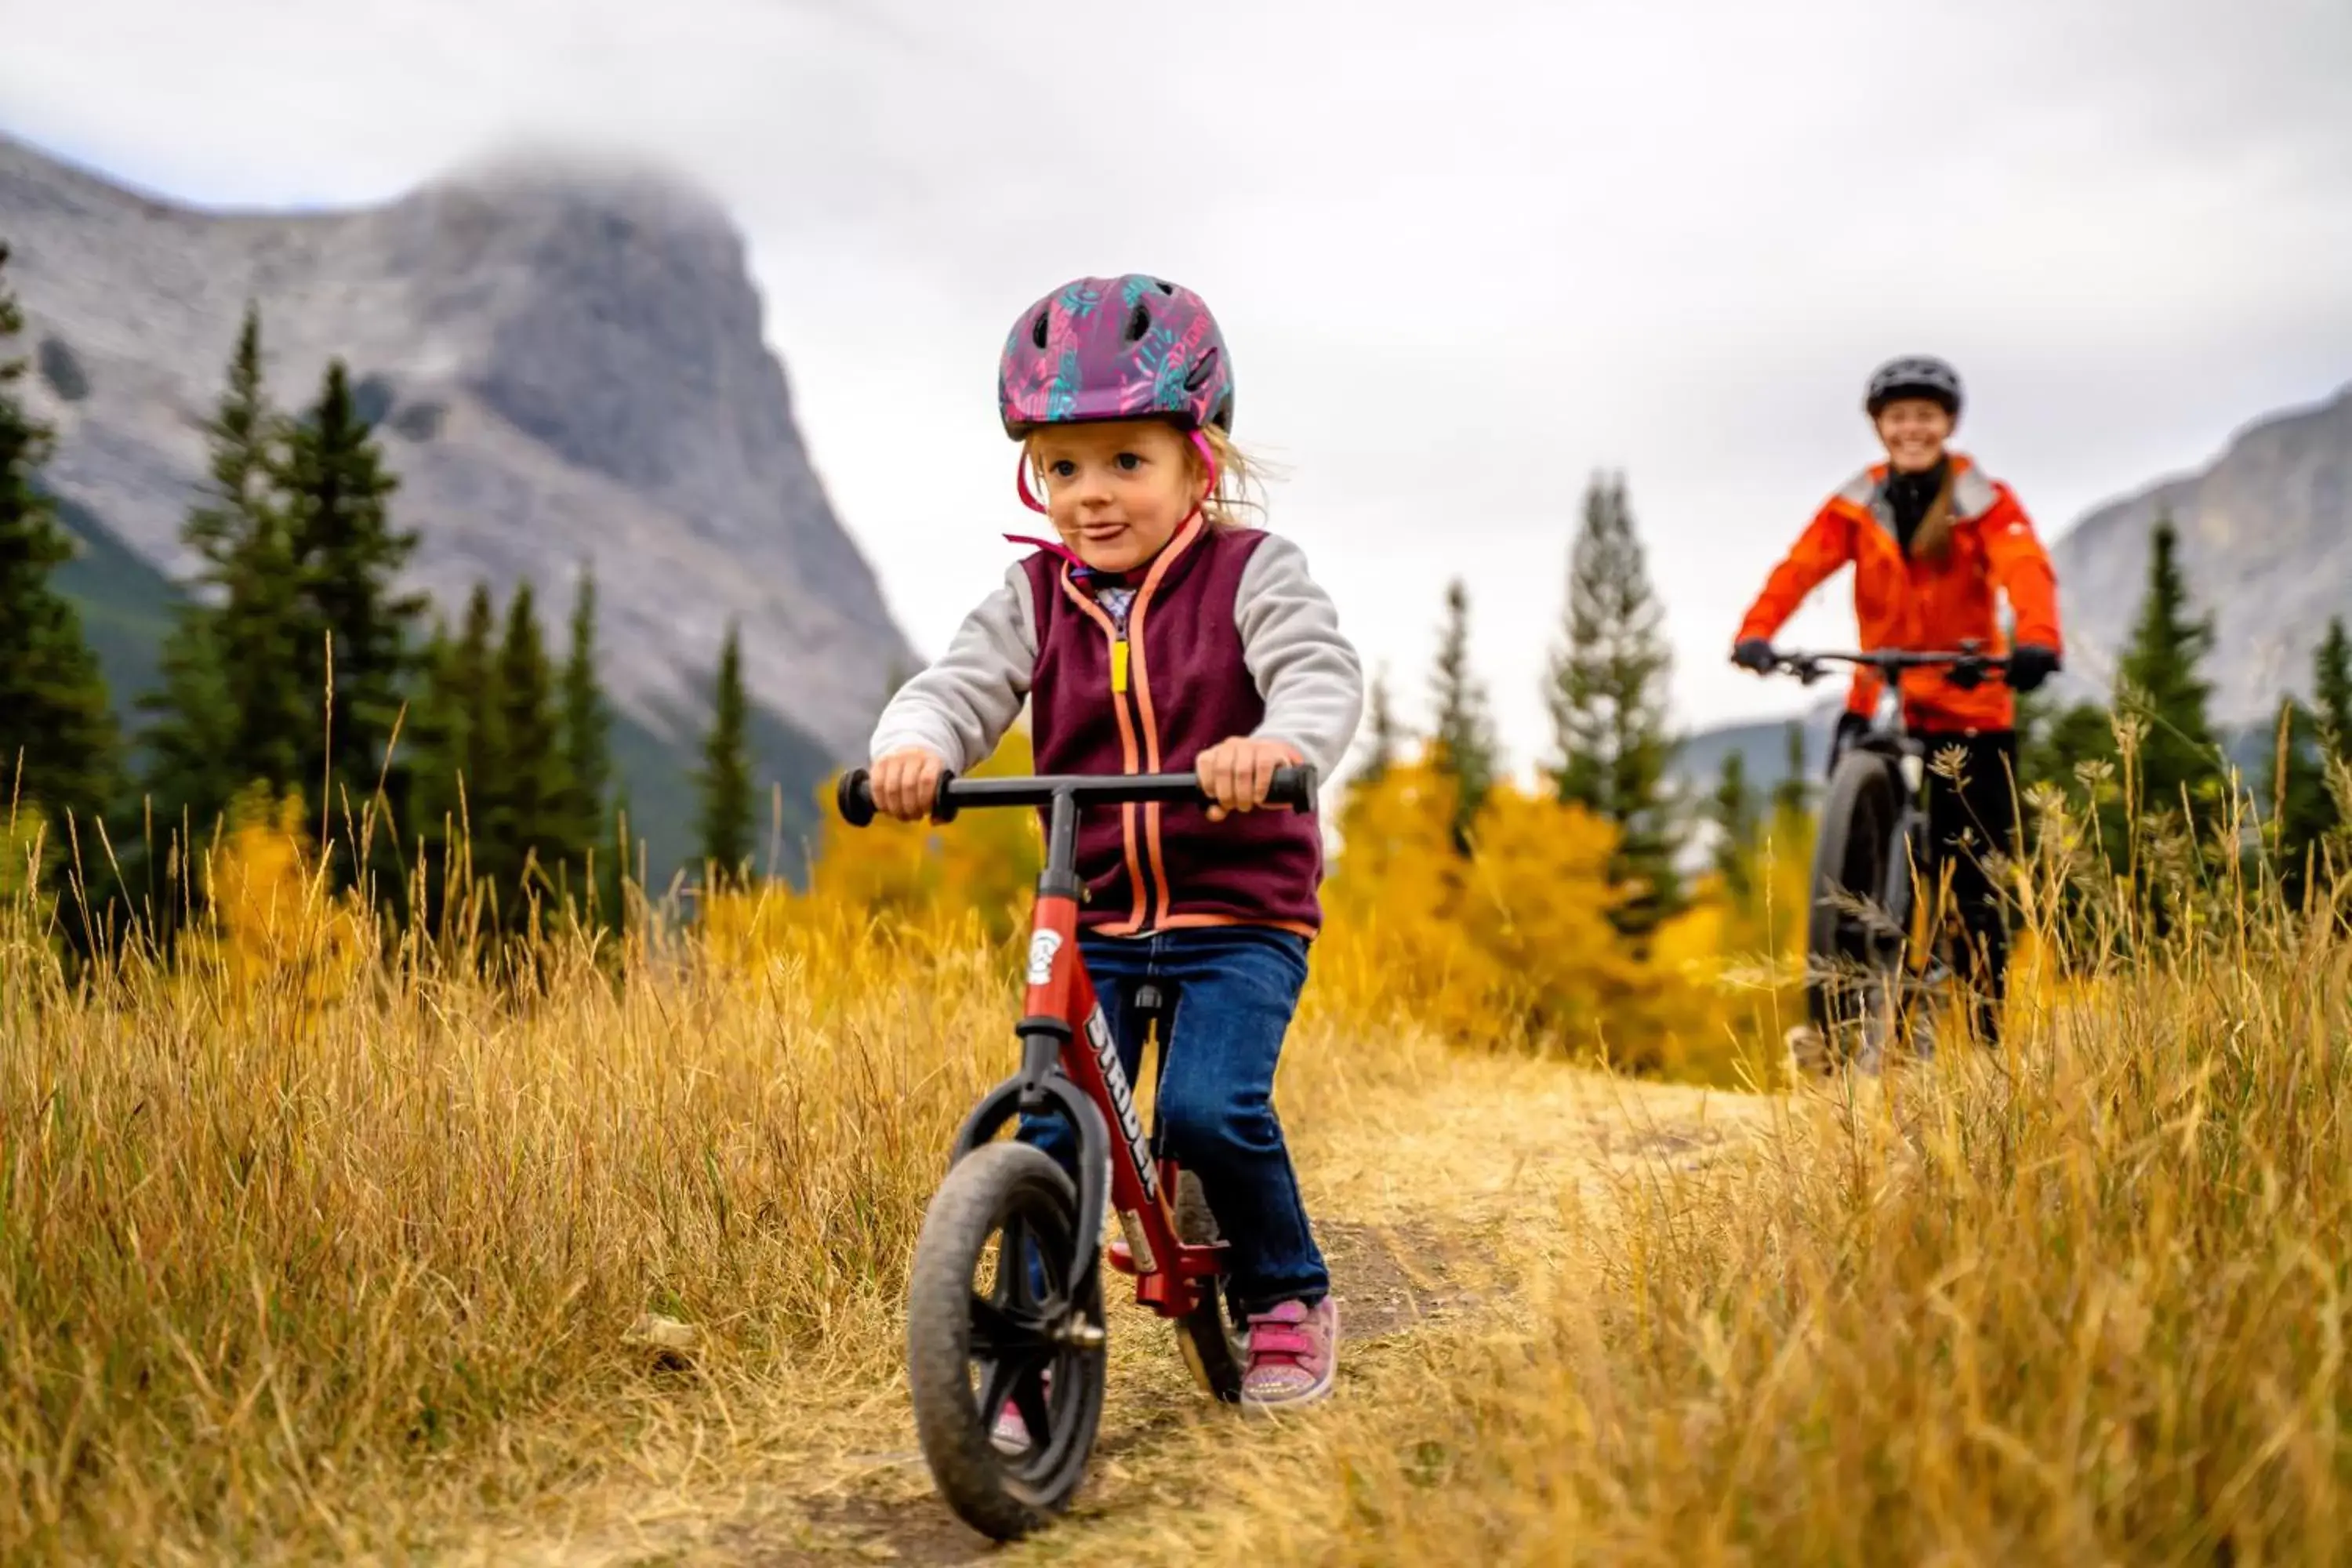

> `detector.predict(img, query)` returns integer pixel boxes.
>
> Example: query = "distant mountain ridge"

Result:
[2046,380,2352,720]
[0,131,918,874]
[0,131,912,751]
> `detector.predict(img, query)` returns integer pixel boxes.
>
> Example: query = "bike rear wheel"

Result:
[906,1142,1107,1542]
[1170,1170,1247,1401]
[1806,751,1907,1068]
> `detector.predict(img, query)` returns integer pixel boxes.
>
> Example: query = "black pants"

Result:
[1913,729,2020,1042]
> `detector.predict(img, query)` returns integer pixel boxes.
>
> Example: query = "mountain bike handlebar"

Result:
[835,764,1320,828]
[1769,645,2015,691]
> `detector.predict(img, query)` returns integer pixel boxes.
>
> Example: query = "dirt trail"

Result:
[484,1058,1775,1566]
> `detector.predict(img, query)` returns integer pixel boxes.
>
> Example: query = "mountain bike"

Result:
[1766,643,2014,1073]
[833,760,1320,1541]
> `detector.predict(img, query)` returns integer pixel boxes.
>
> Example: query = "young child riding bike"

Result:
[865,274,1363,1417]
[1730,354,2064,1046]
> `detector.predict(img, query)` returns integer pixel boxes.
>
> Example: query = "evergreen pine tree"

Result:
[2267,695,2332,909]
[143,615,238,849]
[2270,619,2352,903]
[2114,517,2224,824]
[1428,578,1497,851]
[1770,720,1810,822]
[598,786,633,935]
[143,303,306,834]
[403,614,467,914]
[1545,471,1684,938]
[1355,665,1404,786]
[695,622,756,884]
[278,358,425,853]
[2314,618,2352,761]
[448,584,505,894]
[1709,750,1758,902]
[560,566,612,866]
[492,581,567,911]
[0,242,122,840]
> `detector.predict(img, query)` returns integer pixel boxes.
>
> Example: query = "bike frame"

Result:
[1844,680,1933,974]
[839,767,1314,1321]
[1793,644,2009,985]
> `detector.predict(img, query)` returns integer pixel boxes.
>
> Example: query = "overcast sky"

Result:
[6,0,2351,768]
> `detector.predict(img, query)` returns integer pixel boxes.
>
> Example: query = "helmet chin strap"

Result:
[1190,428,1220,506]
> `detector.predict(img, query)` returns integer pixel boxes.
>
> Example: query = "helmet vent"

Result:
[1031,310,1051,350]
[1152,278,1175,294]
[1125,301,1152,343]
[1184,348,1219,391]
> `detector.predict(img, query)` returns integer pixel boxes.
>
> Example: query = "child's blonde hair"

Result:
[1022,422,1276,532]
[1193,424,1273,530]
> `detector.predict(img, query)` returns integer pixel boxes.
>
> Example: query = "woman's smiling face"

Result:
[1874,397,1955,474]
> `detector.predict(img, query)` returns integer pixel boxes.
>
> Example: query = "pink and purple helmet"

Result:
[997,274,1235,441]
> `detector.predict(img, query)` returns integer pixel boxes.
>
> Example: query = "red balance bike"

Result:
[835,761,1320,1541]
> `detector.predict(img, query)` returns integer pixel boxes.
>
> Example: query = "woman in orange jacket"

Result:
[1730,355,2063,1044]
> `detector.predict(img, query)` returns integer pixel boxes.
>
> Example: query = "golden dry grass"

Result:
[10,772,2352,1565]
[1169,925,2352,1565]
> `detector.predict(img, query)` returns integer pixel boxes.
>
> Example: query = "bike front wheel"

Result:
[906,1142,1107,1542]
[1805,750,1908,1067]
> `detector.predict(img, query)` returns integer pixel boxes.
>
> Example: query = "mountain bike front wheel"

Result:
[1806,751,1908,1069]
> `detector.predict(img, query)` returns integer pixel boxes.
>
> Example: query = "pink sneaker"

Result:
[1240,1297,1338,1410]
[989,1367,1048,1454]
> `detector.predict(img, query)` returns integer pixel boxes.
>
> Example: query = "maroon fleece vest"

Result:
[1020,517,1325,936]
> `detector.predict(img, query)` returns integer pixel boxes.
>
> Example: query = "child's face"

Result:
[1027,419,1203,575]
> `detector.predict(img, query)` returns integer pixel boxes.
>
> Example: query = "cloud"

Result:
[6,0,2350,765]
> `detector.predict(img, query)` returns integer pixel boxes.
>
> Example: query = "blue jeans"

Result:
[1018,926,1329,1316]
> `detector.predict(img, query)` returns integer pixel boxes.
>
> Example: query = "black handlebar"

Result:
[835,764,1321,828]
[1769,644,2014,692]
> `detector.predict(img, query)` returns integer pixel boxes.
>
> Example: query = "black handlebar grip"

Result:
[837,768,877,827]
[1265,763,1321,813]
[836,766,964,826]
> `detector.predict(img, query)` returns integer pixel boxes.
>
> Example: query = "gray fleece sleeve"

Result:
[1234,532,1364,779]
[866,564,1036,772]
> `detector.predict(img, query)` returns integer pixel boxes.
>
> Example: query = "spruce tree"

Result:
[2114,517,2224,824]
[448,584,505,890]
[598,786,633,935]
[403,613,470,916]
[2267,696,2332,909]
[1428,578,1497,851]
[278,358,424,849]
[143,304,306,833]
[695,622,756,884]
[1709,750,1758,902]
[2271,619,2352,902]
[0,242,122,840]
[2315,618,2352,760]
[1770,721,1810,823]
[143,615,238,845]
[1355,665,1403,786]
[560,566,612,866]
[1545,470,1684,938]
[492,581,567,908]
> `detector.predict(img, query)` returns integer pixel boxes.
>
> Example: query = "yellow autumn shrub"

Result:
[190,786,370,1021]
[1322,757,1659,1064]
